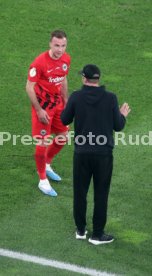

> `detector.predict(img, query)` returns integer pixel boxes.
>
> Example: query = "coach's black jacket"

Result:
[61,85,126,154]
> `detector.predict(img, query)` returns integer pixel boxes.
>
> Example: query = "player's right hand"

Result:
[36,108,50,124]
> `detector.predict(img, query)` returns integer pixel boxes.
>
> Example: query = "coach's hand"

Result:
[37,108,50,124]
[120,103,131,117]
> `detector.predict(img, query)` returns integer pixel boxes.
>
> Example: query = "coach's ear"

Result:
[82,76,87,84]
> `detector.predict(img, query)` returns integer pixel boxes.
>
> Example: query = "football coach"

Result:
[61,64,130,245]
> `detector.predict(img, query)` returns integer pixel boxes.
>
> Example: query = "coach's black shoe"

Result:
[76,229,88,240]
[88,233,114,245]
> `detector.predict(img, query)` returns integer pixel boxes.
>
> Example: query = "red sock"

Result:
[35,145,47,180]
[46,137,67,164]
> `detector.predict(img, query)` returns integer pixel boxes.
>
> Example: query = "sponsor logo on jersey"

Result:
[48,76,64,83]
[29,67,36,77]
[62,63,68,71]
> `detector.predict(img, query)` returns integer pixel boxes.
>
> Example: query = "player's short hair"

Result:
[50,30,67,41]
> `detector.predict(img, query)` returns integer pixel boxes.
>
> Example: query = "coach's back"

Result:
[61,84,126,154]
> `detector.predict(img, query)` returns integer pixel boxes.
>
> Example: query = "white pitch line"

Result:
[0,248,118,276]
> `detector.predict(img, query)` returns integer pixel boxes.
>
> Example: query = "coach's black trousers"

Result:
[73,152,113,237]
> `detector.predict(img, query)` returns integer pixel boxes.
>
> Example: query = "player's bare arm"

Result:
[61,77,68,106]
[26,80,50,124]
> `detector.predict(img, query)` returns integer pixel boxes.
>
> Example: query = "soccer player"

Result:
[61,64,130,244]
[26,30,71,196]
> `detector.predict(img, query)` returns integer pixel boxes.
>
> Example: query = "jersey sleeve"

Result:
[61,93,75,125]
[27,58,42,82]
[112,94,126,131]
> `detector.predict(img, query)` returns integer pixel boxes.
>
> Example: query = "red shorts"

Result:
[32,99,69,139]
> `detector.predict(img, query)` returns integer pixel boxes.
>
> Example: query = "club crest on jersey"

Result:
[29,67,36,77]
[40,129,47,136]
[62,63,68,71]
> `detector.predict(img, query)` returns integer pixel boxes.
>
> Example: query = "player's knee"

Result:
[35,144,47,158]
